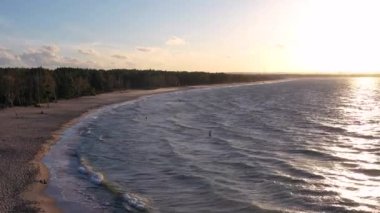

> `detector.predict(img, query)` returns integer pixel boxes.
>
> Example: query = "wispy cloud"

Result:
[77,48,98,56]
[165,36,186,46]
[111,54,128,60]
[136,47,154,52]
[0,44,98,68]
[19,45,61,67]
[0,48,20,66]
[0,43,220,71]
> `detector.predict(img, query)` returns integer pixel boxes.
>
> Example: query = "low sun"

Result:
[289,0,380,73]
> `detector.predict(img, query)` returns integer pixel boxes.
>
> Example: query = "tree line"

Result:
[0,67,283,107]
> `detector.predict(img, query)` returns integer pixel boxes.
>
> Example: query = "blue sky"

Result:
[1,0,380,73]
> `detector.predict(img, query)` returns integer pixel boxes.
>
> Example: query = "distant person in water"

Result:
[39,179,47,184]
[209,130,212,137]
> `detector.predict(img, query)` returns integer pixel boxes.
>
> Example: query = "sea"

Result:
[44,78,380,213]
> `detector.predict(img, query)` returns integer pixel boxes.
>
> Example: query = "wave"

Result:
[78,157,104,185]
[346,132,380,140]
[269,173,309,185]
[351,168,380,177]
[47,78,380,212]
[275,162,325,180]
[76,156,151,212]
[287,148,345,161]
[122,193,150,212]
[317,123,347,133]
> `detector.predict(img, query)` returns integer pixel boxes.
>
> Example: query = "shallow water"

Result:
[45,78,380,212]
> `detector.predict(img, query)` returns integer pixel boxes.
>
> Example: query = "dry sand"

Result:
[0,88,180,212]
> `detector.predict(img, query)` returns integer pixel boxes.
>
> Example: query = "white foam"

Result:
[90,172,104,185]
[122,193,148,211]
[78,159,104,185]
[78,166,88,175]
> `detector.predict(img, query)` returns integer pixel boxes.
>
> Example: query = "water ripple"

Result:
[49,78,380,212]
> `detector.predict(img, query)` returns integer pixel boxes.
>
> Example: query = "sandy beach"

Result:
[0,88,180,212]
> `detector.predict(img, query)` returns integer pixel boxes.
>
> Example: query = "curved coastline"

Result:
[20,79,290,212]
[19,88,181,212]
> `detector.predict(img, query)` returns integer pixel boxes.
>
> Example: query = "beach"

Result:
[0,88,179,212]
[2,78,378,212]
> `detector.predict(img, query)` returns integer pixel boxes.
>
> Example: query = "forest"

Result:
[0,67,283,107]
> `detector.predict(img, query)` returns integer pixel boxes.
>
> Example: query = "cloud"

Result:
[0,44,131,69]
[136,47,153,52]
[111,54,127,60]
[19,45,61,67]
[0,44,97,68]
[0,43,202,70]
[77,48,98,56]
[0,48,19,66]
[166,36,186,46]
[42,45,60,53]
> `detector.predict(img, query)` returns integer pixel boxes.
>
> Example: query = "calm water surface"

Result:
[45,78,380,212]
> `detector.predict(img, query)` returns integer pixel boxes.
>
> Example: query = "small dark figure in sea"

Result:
[39,179,47,184]
[145,116,148,120]
[209,130,212,137]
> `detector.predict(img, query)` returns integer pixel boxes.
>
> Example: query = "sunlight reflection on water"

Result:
[47,78,380,212]
[325,77,380,211]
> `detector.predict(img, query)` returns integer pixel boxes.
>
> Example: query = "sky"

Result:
[1,0,380,73]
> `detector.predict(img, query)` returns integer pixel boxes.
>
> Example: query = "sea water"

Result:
[44,78,380,212]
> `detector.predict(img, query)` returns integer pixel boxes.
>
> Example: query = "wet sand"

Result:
[0,88,179,212]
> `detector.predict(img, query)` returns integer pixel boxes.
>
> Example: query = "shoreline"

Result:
[2,80,287,212]
[22,111,107,213]
[0,87,180,212]
[31,88,183,213]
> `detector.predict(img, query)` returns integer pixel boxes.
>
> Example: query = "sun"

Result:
[289,0,380,73]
